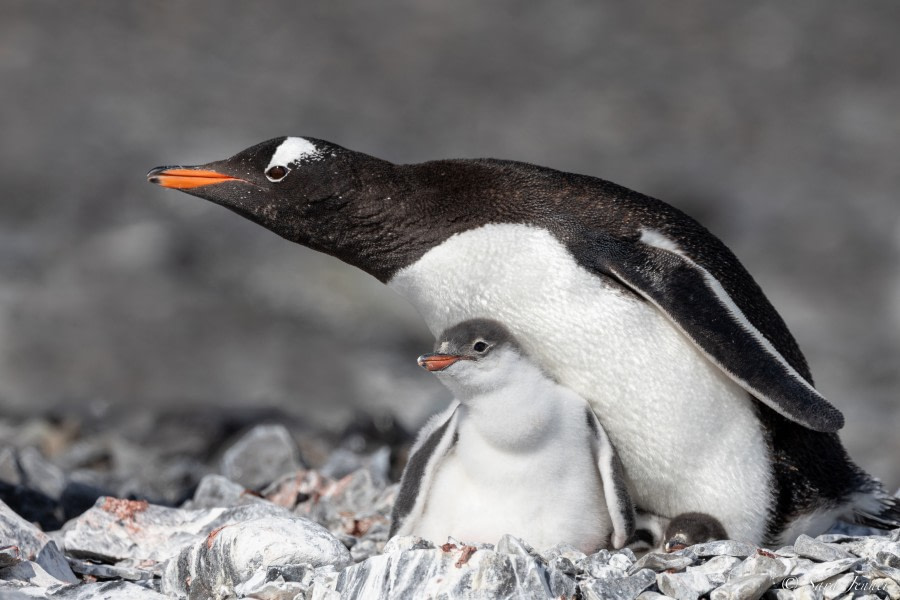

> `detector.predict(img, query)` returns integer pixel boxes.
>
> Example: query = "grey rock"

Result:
[691,541,757,558]
[221,424,304,490]
[495,534,544,563]
[877,549,900,568]
[320,446,391,488]
[0,499,52,560]
[819,572,855,600]
[773,546,798,557]
[539,544,581,577]
[871,577,900,600]
[180,473,262,510]
[579,548,614,578]
[728,554,792,583]
[67,557,152,581]
[792,584,824,600]
[686,555,742,587]
[610,550,636,571]
[586,564,628,580]
[765,588,795,600]
[48,581,169,599]
[232,564,341,600]
[350,539,380,563]
[381,536,434,554]
[580,568,657,600]
[0,447,21,485]
[35,543,77,584]
[658,570,715,600]
[797,558,863,585]
[709,573,772,600]
[630,551,695,574]
[337,547,563,599]
[842,537,900,562]
[793,535,855,562]
[17,447,66,501]
[636,593,676,600]
[162,516,350,600]
[0,583,45,600]
[0,546,20,569]
[0,560,69,589]
[63,496,291,564]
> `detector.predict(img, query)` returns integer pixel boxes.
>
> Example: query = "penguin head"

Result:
[663,512,728,552]
[417,319,530,398]
[147,136,399,274]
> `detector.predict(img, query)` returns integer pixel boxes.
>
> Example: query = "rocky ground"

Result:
[1,416,899,599]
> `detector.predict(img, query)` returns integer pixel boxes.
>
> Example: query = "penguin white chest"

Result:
[389,223,773,543]
[414,407,611,552]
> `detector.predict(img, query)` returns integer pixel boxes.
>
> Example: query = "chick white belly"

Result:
[414,443,609,552]
[390,224,773,543]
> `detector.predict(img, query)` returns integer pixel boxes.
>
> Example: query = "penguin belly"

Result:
[390,223,774,543]
[413,433,611,552]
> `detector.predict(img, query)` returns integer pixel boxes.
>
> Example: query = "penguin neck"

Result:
[452,357,563,453]
[327,159,538,283]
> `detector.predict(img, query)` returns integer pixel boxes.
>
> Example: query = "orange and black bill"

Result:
[146,166,240,189]
[417,353,469,372]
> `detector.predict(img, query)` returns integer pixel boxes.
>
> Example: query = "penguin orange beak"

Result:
[147,166,242,189]
[417,353,470,372]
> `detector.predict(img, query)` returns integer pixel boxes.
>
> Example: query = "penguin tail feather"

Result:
[852,493,900,531]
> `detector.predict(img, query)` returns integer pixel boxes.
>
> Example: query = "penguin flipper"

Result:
[585,408,635,549]
[583,229,844,433]
[389,403,460,538]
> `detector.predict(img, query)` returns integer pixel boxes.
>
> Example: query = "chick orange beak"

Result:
[147,166,240,189]
[417,353,469,372]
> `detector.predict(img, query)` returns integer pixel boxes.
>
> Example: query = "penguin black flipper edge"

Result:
[389,403,460,538]
[586,408,636,549]
[581,227,845,433]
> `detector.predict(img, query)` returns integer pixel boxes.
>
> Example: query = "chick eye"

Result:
[473,341,488,353]
[265,165,290,182]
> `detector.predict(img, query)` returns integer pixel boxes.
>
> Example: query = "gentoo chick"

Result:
[390,319,634,552]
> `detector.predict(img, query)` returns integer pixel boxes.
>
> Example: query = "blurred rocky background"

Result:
[0,0,898,501]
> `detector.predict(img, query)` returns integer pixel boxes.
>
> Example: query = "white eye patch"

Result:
[265,137,321,181]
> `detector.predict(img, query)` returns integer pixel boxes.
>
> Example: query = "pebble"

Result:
[162,515,351,599]
[630,551,696,574]
[1,546,21,569]
[686,554,741,586]
[796,557,863,585]
[690,541,757,558]
[180,473,263,510]
[50,581,169,599]
[336,547,567,599]
[709,573,771,600]
[220,424,305,490]
[381,535,434,554]
[727,553,792,582]
[657,570,715,600]
[66,557,152,582]
[793,534,855,562]
[0,499,54,560]
[580,568,657,600]
[62,495,292,563]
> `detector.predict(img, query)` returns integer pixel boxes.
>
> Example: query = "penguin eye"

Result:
[265,165,290,182]
[473,341,488,353]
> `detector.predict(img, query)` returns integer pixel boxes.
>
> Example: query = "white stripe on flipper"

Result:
[590,410,631,549]
[266,137,321,172]
[637,228,824,411]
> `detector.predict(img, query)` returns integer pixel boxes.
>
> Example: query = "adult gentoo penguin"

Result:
[147,136,899,544]
[391,319,634,551]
